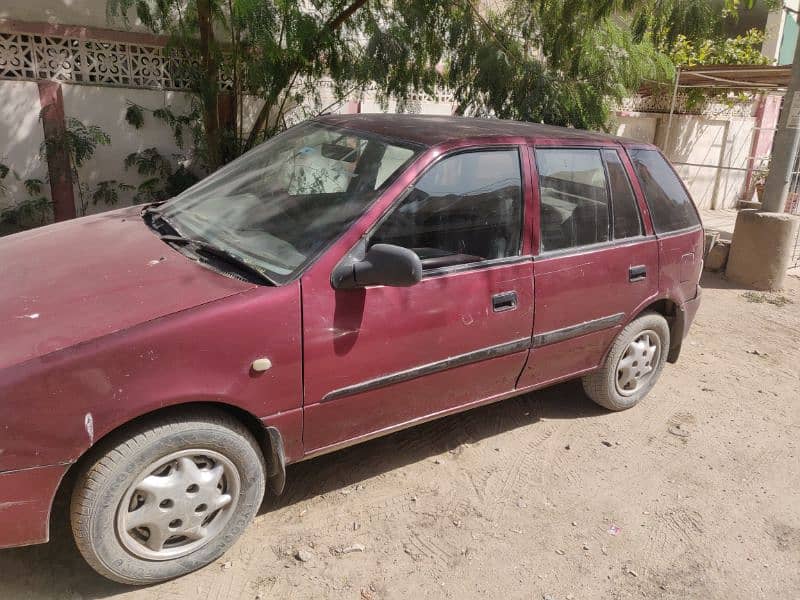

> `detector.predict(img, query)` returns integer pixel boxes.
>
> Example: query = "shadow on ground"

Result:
[0,380,605,599]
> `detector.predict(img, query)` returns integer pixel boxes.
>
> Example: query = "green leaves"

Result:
[124,148,199,203]
[669,28,771,67]
[24,178,43,196]
[125,103,145,129]
[91,180,135,206]
[41,117,111,169]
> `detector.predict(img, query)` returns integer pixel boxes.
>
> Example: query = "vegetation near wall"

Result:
[0,0,778,232]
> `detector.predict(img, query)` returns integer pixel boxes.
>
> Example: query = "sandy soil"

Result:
[1,271,799,600]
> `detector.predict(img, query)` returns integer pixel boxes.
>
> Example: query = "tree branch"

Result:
[324,0,369,33]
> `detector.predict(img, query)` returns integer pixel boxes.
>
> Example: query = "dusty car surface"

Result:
[0,114,702,584]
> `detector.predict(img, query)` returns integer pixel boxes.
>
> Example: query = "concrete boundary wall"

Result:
[615,95,782,211]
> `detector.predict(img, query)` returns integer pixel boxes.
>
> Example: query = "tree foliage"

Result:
[669,28,772,66]
[106,0,772,171]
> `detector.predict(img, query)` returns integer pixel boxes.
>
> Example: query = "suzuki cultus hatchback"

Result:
[0,114,702,583]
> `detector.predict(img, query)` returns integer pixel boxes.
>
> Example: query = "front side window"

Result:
[628,149,700,234]
[536,149,610,251]
[158,122,421,283]
[369,149,523,270]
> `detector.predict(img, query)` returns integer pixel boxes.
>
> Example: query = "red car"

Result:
[0,114,702,583]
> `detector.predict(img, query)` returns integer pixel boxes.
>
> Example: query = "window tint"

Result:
[536,149,609,251]
[603,149,642,239]
[629,149,700,233]
[370,150,523,270]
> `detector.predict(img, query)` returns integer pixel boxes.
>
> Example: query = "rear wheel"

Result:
[582,312,670,411]
[70,410,265,585]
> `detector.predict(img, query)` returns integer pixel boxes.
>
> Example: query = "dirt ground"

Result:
[1,271,799,600]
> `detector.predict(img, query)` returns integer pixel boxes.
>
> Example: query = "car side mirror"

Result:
[332,244,423,289]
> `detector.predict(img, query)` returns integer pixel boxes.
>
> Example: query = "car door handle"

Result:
[492,291,518,312]
[629,265,647,282]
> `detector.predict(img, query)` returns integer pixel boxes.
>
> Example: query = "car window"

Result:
[628,149,700,234]
[603,149,642,239]
[536,149,610,251]
[369,149,523,270]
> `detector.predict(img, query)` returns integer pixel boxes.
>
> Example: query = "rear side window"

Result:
[603,149,642,239]
[536,149,610,251]
[629,149,700,234]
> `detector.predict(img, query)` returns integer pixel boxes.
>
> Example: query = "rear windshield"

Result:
[628,149,700,234]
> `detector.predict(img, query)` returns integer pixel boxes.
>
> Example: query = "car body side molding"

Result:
[320,337,532,403]
[531,312,625,348]
[320,312,625,404]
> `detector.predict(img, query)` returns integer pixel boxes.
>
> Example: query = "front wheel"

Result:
[582,312,670,411]
[70,410,266,585]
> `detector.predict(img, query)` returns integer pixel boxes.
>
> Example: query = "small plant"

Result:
[91,180,135,206]
[0,176,53,229]
[0,162,10,197]
[124,147,199,203]
[40,116,112,216]
[741,291,792,307]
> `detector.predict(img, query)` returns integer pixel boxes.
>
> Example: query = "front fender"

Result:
[0,284,303,474]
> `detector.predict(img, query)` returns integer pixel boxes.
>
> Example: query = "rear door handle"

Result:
[629,265,647,282]
[492,291,518,312]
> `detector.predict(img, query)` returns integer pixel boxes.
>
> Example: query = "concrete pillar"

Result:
[726,210,800,290]
[38,80,76,222]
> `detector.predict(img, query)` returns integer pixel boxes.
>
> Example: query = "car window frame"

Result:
[602,148,644,241]
[359,144,530,279]
[532,144,653,259]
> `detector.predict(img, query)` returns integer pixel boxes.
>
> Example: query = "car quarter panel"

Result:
[0,284,304,475]
[658,227,704,305]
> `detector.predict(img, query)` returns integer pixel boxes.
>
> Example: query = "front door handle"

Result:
[492,291,518,312]
[629,265,647,282]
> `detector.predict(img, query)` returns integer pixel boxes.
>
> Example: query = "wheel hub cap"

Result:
[615,329,661,397]
[116,449,240,560]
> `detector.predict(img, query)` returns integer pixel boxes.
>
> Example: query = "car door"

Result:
[301,147,534,453]
[517,145,659,388]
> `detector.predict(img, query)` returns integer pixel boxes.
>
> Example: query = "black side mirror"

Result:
[332,244,423,289]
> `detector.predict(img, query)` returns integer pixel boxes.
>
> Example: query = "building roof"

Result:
[656,64,792,91]
[316,113,630,147]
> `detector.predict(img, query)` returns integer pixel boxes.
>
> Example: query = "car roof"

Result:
[315,113,644,148]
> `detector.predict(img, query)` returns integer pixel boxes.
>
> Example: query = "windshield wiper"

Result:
[160,234,277,286]
[144,205,182,237]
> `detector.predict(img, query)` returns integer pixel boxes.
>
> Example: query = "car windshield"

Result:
[157,121,422,283]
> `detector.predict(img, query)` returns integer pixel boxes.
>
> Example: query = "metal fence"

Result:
[788,140,800,269]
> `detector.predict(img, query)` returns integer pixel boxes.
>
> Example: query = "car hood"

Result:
[0,206,255,370]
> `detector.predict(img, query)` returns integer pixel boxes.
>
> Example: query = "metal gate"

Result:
[788,139,800,269]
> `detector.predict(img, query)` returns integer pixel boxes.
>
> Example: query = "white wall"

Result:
[616,108,757,210]
[61,84,194,214]
[658,114,755,210]
[615,115,657,144]
[0,0,144,31]
[0,81,47,211]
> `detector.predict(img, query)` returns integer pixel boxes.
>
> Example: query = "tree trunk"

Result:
[198,0,221,170]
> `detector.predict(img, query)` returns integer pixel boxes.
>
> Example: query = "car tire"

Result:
[70,409,266,585]
[582,312,670,411]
